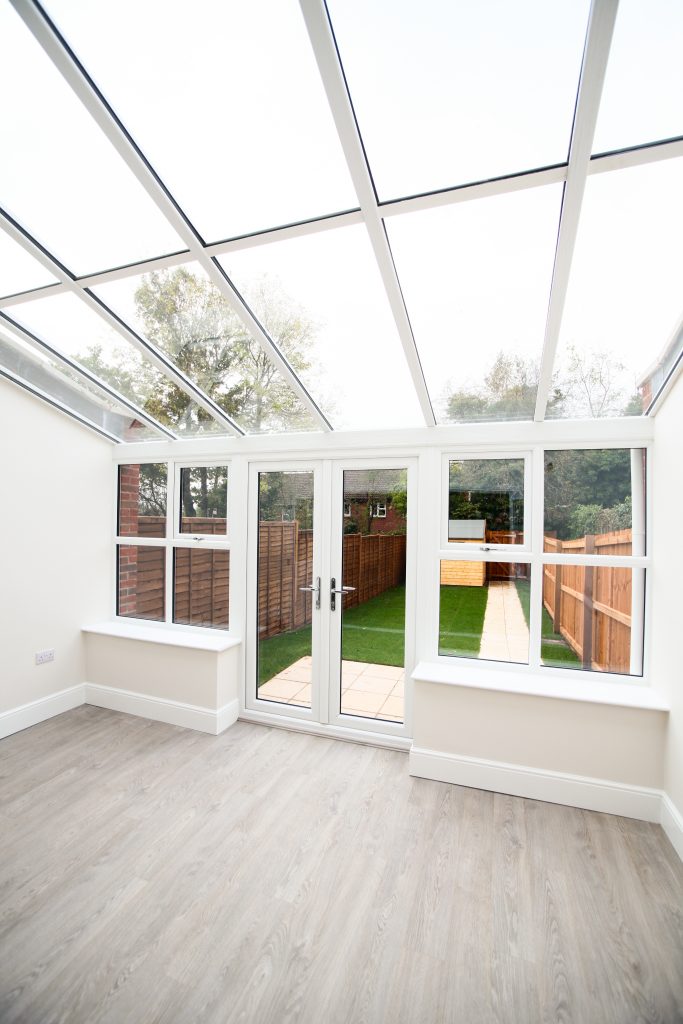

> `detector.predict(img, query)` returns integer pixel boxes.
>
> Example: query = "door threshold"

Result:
[239,708,412,752]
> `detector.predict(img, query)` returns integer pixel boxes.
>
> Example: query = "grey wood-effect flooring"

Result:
[0,707,682,1024]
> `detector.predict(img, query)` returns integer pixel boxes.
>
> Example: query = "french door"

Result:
[245,458,415,738]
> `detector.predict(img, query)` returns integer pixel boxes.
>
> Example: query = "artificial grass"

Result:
[258,585,407,684]
[438,584,489,657]
[514,579,580,666]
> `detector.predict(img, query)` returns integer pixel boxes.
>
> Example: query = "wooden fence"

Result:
[543,529,633,672]
[258,522,406,640]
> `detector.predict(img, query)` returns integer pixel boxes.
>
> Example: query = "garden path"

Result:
[479,579,530,662]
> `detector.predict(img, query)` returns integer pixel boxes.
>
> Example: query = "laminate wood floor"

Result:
[1,707,682,1024]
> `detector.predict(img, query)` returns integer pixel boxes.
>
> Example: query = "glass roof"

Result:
[0,0,680,442]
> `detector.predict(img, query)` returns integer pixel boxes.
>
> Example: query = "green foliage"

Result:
[544,448,632,539]
[514,581,579,666]
[180,466,227,518]
[448,457,524,532]
[79,268,318,434]
[567,496,632,539]
[138,462,167,516]
[446,353,565,423]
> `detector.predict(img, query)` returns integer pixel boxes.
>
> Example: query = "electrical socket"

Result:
[35,649,55,665]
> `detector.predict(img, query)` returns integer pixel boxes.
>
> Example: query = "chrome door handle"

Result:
[330,578,356,611]
[299,576,321,610]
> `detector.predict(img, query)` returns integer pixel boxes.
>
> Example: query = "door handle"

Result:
[299,576,321,610]
[330,578,356,611]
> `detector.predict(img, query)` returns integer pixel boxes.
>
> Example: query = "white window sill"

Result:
[82,620,241,653]
[411,661,669,712]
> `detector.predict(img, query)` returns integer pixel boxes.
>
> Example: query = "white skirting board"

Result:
[84,684,239,736]
[0,684,238,738]
[409,745,663,823]
[0,684,86,740]
[661,793,683,862]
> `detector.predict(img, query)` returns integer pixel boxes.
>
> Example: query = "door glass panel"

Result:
[256,471,314,709]
[339,469,407,724]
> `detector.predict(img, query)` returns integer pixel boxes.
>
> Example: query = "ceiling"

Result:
[0,0,681,442]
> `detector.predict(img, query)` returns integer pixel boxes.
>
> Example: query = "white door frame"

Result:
[244,456,417,741]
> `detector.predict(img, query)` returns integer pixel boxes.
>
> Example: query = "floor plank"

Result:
[0,707,681,1024]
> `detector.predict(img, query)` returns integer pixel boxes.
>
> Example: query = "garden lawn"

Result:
[514,580,580,666]
[438,584,489,656]
[258,585,407,684]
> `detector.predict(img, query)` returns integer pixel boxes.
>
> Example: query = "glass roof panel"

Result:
[0,4,184,275]
[5,293,224,436]
[549,158,683,420]
[327,0,589,201]
[44,0,358,244]
[218,225,423,430]
[387,184,562,423]
[593,0,683,154]
[92,264,318,435]
[0,327,161,441]
[0,230,58,299]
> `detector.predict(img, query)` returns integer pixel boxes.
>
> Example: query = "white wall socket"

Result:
[35,649,55,665]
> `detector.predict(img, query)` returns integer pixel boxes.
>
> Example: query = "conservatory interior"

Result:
[1,0,682,1021]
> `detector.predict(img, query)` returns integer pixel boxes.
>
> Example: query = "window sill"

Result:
[411,661,669,712]
[82,620,241,653]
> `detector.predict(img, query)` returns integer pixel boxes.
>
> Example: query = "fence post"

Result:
[582,535,595,669]
[553,539,562,633]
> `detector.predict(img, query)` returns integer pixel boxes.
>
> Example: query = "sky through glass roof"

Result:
[0,0,681,441]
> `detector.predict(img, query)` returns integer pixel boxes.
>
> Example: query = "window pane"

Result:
[0,230,57,299]
[44,0,356,242]
[117,545,165,622]
[449,459,525,544]
[544,450,646,556]
[593,0,683,154]
[548,160,683,420]
[179,467,228,536]
[328,0,589,200]
[541,565,643,675]
[219,225,423,430]
[118,464,167,538]
[7,292,226,436]
[174,549,229,630]
[257,471,314,709]
[439,561,530,664]
[93,264,318,434]
[0,4,183,274]
[0,331,159,442]
[388,184,562,423]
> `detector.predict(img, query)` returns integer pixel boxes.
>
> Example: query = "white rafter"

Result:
[533,0,620,422]
[0,312,176,440]
[10,0,332,433]
[0,364,120,442]
[298,0,436,428]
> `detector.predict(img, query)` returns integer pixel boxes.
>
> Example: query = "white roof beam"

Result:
[534,0,620,422]
[0,364,120,442]
[11,0,331,432]
[298,0,436,428]
[0,313,177,440]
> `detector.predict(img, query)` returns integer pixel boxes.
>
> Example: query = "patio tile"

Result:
[257,679,304,700]
[356,664,403,680]
[347,675,396,695]
[276,665,312,684]
[391,680,405,697]
[379,695,404,719]
[341,690,387,715]
[376,712,403,723]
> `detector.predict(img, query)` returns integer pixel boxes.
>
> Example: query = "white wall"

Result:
[0,379,113,716]
[651,369,683,826]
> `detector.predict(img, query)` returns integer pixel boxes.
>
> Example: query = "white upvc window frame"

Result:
[435,441,651,684]
[114,457,232,633]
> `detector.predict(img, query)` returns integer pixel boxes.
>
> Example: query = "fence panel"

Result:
[542,530,633,672]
